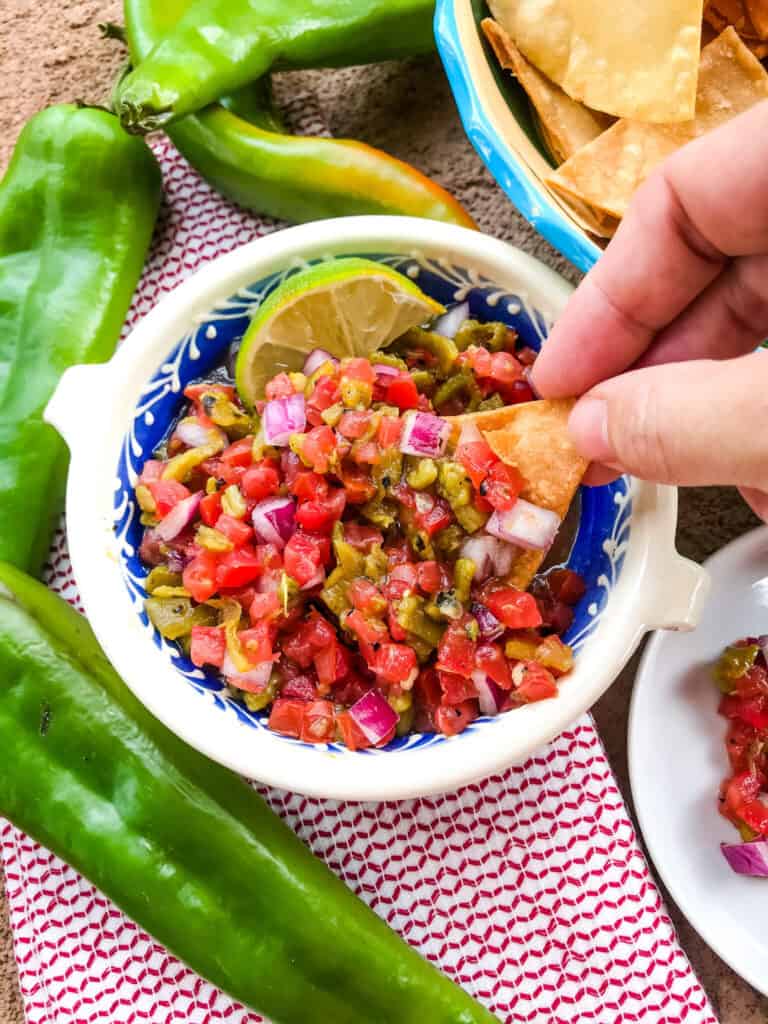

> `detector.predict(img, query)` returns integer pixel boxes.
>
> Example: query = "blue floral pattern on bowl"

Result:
[114,252,630,753]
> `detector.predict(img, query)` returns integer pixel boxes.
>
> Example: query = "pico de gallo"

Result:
[135,312,585,750]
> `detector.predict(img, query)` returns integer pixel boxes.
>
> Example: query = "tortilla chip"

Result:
[546,27,768,221]
[705,0,768,54]
[481,18,614,164]
[487,0,703,123]
[450,400,588,590]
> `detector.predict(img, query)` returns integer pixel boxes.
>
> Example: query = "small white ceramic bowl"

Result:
[46,216,708,801]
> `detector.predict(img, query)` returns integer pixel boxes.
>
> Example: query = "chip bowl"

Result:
[435,0,604,272]
[45,216,707,800]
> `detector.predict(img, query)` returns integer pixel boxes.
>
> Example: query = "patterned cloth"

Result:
[0,94,717,1024]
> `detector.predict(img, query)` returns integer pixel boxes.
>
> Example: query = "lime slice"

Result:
[235,257,444,406]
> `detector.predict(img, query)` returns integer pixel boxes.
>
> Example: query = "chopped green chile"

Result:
[199,391,253,437]
[433,371,481,411]
[370,351,408,370]
[454,319,509,352]
[145,566,183,593]
[396,593,445,648]
[221,484,247,518]
[196,525,234,552]
[406,458,438,490]
[433,524,464,561]
[320,568,352,617]
[397,327,458,375]
[715,644,759,693]
[453,558,476,605]
[161,441,223,482]
[145,597,216,639]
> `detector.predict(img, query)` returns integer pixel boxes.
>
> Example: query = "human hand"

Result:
[532,100,768,519]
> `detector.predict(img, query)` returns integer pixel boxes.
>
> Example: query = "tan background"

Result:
[2,3,768,1022]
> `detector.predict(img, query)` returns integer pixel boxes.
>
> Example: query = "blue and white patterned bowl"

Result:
[435,0,604,273]
[46,217,707,800]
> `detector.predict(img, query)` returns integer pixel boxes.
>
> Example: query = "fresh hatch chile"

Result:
[118,0,437,132]
[0,563,498,1024]
[0,105,161,575]
[121,0,475,226]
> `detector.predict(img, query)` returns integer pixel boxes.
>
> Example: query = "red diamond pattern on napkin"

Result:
[1,95,718,1024]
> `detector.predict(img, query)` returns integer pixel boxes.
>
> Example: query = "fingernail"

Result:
[568,399,615,463]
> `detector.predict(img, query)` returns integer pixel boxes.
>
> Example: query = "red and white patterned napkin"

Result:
[0,93,717,1024]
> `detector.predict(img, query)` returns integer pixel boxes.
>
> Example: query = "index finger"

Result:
[533,100,768,399]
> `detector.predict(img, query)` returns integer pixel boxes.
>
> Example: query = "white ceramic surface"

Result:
[629,526,768,997]
[45,216,708,800]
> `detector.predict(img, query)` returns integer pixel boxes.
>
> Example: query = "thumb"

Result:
[567,351,768,488]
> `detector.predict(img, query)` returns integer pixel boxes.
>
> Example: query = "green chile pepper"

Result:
[123,0,475,227]
[0,563,497,1024]
[118,0,437,131]
[0,105,161,575]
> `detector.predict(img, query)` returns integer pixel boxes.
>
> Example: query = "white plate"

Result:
[629,526,768,996]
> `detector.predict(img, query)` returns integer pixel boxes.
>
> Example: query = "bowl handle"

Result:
[44,363,114,449]
[642,552,711,632]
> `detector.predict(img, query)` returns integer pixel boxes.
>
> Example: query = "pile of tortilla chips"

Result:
[483,0,768,240]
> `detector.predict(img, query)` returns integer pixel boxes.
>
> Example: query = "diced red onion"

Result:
[263,393,306,446]
[399,411,450,458]
[471,602,504,641]
[472,671,506,716]
[348,689,399,744]
[460,535,517,582]
[457,419,484,449]
[251,497,295,550]
[433,301,469,339]
[721,839,768,877]
[486,499,561,552]
[156,492,203,542]
[175,416,227,449]
[522,366,542,400]
[373,363,400,385]
[303,348,338,376]
[222,654,272,694]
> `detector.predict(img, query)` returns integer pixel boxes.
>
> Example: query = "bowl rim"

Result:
[46,216,705,800]
[434,0,603,274]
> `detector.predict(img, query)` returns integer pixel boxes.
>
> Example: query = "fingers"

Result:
[637,252,768,369]
[567,351,768,488]
[533,100,768,399]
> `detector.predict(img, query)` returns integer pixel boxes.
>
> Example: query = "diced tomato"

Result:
[483,587,543,630]
[338,463,377,504]
[343,522,383,552]
[348,578,385,615]
[265,372,295,400]
[546,568,587,605]
[484,462,525,512]
[456,439,496,488]
[138,459,164,485]
[724,771,764,814]
[281,673,318,701]
[289,470,329,502]
[215,546,264,589]
[499,379,535,405]
[221,438,253,469]
[725,719,758,773]
[147,479,190,517]
[386,374,419,411]
[720,694,768,731]
[313,639,350,693]
[534,635,574,675]
[377,415,403,447]
[338,410,373,439]
[351,440,380,465]
[435,700,477,737]
[415,496,452,537]
[385,539,412,566]
[215,514,254,546]
[336,710,372,751]
[342,357,375,385]
[306,375,340,423]
[416,561,446,595]
[513,662,558,702]
[739,798,768,836]
[284,531,326,586]
[373,643,418,686]
[268,699,306,739]
[388,562,419,590]
[297,700,335,743]
[241,460,280,501]
[238,622,275,665]
[190,626,226,669]
[436,620,476,678]
[199,491,222,526]
[391,482,416,510]
[735,665,768,700]
[457,345,492,377]
[249,591,280,623]
[295,488,346,534]
[300,425,335,473]
[183,550,219,603]
[333,670,372,706]
[475,643,512,689]
[414,667,442,710]
[516,346,537,366]
[346,609,389,645]
[439,670,478,705]
[489,351,523,383]
[304,612,336,650]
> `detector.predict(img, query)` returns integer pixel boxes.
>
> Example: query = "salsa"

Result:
[135,315,585,749]
[714,640,768,840]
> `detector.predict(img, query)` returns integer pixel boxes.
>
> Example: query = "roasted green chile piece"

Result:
[123,0,476,227]
[714,644,760,694]
[0,563,498,1024]
[0,105,161,575]
[118,0,437,131]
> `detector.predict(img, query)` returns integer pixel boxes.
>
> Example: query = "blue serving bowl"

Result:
[435,0,604,272]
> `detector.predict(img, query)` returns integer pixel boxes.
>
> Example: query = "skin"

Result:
[532,100,768,520]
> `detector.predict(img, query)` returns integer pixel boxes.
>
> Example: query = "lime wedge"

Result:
[235,257,444,406]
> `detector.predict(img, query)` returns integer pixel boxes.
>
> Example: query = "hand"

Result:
[531,100,768,519]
